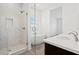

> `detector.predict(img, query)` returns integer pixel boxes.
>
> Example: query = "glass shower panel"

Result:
[0,17,8,55]
[35,3,45,55]
[28,3,36,55]
[7,3,28,55]
[0,3,37,55]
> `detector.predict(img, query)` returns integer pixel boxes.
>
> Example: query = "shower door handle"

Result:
[32,27,36,32]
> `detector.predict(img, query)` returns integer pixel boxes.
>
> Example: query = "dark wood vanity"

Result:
[45,43,77,55]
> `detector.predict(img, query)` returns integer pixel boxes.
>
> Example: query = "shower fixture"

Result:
[26,12,28,16]
[19,3,24,14]
[68,31,79,42]
[20,10,24,14]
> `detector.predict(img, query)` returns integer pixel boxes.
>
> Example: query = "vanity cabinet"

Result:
[45,43,77,55]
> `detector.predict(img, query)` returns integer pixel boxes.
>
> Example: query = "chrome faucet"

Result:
[68,31,78,42]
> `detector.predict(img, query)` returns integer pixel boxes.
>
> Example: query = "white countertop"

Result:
[44,34,79,54]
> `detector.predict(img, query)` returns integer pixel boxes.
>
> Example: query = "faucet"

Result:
[68,31,79,42]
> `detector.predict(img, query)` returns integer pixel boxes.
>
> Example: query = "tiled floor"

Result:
[20,43,45,55]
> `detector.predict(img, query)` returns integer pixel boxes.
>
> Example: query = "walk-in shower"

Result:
[0,3,30,55]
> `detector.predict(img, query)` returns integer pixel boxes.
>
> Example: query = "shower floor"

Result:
[0,43,27,55]
[8,43,27,55]
[0,43,44,55]
[20,43,45,55]
[0,49,8,55]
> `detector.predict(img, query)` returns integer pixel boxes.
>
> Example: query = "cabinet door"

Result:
[45,43,77,55]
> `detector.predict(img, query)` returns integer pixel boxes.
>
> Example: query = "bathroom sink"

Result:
[44,34,79,54]
[56,36,70,40]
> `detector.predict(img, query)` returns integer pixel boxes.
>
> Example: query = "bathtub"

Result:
[31,34,46,45]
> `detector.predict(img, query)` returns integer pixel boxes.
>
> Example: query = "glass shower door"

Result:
[7,4,28,55]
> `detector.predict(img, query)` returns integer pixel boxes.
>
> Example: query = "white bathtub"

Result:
[31,34,46,45]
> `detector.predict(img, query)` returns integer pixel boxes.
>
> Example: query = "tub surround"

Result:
[44,34,79,55]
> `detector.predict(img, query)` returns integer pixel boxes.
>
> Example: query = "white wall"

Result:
[40,7,62,37]
[62,4,79,33]
[41,10,50,37]
[37,3,79,37]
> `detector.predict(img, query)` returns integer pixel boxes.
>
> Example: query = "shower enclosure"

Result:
[0,3,32,55]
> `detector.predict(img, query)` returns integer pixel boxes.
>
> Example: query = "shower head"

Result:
[20,10,24,14]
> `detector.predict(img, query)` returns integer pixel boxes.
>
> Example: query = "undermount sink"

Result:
[56,36,70,40]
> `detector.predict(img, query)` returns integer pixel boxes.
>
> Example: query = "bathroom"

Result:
[0,3,79,55]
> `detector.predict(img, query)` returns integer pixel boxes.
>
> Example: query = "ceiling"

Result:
[0,3,62,11]
[36,3,62,11]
